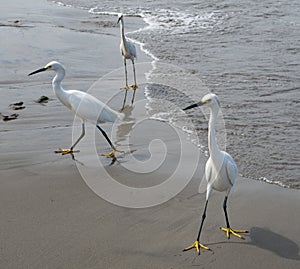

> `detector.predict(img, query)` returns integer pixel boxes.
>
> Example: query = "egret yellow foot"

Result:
[220,227,248,239]
[101,149,124,158]
[55,148,78,155]
[124,85,130,90]
[183,241,210,255]
[131,83,138,89]
[101,150,116,158]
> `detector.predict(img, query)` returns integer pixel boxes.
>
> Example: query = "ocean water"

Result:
[52,0,299,189]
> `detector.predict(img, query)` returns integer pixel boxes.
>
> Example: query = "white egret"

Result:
[117,13,138,108]
[183,93,248,254]
[28,61,123,158]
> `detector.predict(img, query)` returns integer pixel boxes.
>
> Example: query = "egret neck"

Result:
[52,67,70,110]
[208,105,222,163]
[119,18,126,43]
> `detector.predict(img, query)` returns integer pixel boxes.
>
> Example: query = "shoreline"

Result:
[0,1,299,268]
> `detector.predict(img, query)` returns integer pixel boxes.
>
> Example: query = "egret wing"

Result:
[225,159,237,187]
[127,39,137,58]
[67,90,122,123]
[198,159,212,193]
[98,104,124,123]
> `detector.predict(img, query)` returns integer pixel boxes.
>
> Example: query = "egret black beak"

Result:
[117,17,121,24]
[183,101,204,111]
[28,67,48,76]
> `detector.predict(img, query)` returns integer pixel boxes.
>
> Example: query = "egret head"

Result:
[28,61,65,76]
[183,93,220,111]
[117,13,123,24]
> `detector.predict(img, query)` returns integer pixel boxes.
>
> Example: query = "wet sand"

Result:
[0,1,299,268]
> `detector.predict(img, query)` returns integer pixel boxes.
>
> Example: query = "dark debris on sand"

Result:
[0,113,19,121]
[35,95,49,104]
[9,101,25,110]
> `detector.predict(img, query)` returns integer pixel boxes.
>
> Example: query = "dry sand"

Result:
[0,1,299,268]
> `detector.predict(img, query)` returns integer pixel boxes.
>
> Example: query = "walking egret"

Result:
[117,13,138,107]
[28,61,123,158]
[182,93,248,254]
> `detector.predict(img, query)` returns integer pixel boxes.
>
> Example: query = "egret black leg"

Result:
[197,200,208,241]
[124,58,129,88]
[223,196,230,229]
[55,123,85,155]
[122,58,129,109]
[183,200,210,254]
[131,60,137,104]
[96,125,116,151]
[70,122,85,150]
[220,195,248,239]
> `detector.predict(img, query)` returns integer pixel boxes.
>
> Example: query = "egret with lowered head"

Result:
[117,13,138,108]
[28,61,123,158]
[183,93,248,254]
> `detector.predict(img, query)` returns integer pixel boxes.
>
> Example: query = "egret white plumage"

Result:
[28,61,123,158]
[183,93,248,254]
[117,13,138,108]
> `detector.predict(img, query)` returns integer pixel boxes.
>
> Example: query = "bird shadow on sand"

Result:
[249,227,300,261]
[208,226,300,261]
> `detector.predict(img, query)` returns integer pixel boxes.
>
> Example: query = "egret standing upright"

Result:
[117,13,138,108]
[182,93,248,254]
[28,61,123,158]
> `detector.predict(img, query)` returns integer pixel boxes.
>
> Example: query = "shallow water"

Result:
[52,0,299,188]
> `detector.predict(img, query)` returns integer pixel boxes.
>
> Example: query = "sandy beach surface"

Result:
[1,1,299,268]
